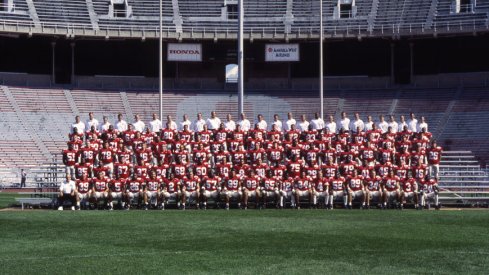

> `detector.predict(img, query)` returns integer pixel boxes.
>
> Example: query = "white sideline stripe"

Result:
[0,251,189,261]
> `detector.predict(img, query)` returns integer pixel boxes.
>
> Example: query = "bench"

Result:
[15,198,53,210]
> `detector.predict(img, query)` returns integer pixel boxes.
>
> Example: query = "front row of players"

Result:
[58,169,441,211]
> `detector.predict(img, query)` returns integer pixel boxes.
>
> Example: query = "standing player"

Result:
[427,140,442,180]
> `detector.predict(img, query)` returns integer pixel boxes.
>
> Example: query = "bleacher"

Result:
[33,0,92,25]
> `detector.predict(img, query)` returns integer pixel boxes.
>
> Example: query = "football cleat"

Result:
[57,206,63,211]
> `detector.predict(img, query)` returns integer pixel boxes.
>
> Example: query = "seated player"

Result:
[58,175,76,211]
[108,177,125,210]
[261,170,279,208]
[200,170,221,210]
[293,171,313,209]
[312,171,329,209]
[181,170,200,210]
[279,172,295,209]
[365,170,382,209]
[144,171,162,210]
[400,172,418,210]
[91,171,109,210]
[346,170,366,209]
[75,174,91,210]
[125,176,144,210]
[221,170,242,210]
[328,171,346,210]
[242,170,261,209]
[418,175,441,210]
[382,170,401,209]
[162,173,182,210]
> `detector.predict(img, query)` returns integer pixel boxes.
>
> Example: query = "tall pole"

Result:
[159,0,163,119]
[319,0,324,119]
[238,0,244,116]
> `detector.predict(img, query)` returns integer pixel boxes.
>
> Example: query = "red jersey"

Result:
[98,148,115,164]
[322,164,339,178]
[74,163,91,179]
[76,179,91,194]
[383,176,400,192]
[340,161,358,176]
[173,164,187,179]
[280,178,293,192]
[179,130,194,143]
[376,162,392,177]
[79,147,96,164]
[395,164,410,180]
[314,177,328,192]
[134,165,149,179]
[365,176,382,192]
[110,178,125,192]
[249,149,266,164]
[263,177,278,191]
[287,161,303,177]
[161,129,176,141]
[413,165,428,180]
[330,176,346,191]
[348,176,364,191]
[92,177,109,192]
[164,178,181,193]
[122,130,136,147]
[152,164,170,178]
[127,178,143,193]
[117,150,133,164]
[305,164,319,179]
[215,163,232,178]
[419,178,437,193]
[428,147,442,165]
[115,163,132,179]
[231,150,247,164]
[361,147,375,163]
[194,163,211,178]
[272,164,287,179]
[234,164,250,179]
[135,148,153,165]
[182,176,199,192]
[224,176,241,191]
[294,176,311,191]
[243,176,259,191]
[253,163,268,178]
[63,149,78,166]
[203,176,221,191]
[401,178,417,193]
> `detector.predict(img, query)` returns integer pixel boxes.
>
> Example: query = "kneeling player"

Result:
[181,170,200,209]
[293,171,313,209]
[201,171,221,209]
[400,172,418,209]
[418,175,440,210]
[144,171,162,210]
[365,170,382,209]
[261,170,280,208]
[125,176,143,209]
[242,170,261,209]
[221,170,242,209]
[328,172,346,209]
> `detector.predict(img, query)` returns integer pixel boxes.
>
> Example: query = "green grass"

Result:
[0,192,23,208]
[0,210,488,274]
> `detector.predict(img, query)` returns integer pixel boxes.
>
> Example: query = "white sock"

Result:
[313,196,317,205]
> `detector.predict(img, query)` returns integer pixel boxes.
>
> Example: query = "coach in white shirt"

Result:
[378,115,389,133]
[257,114,268,130]
[350,113,364,133]
[271,114,283,132]
[298,115,309,132]
[133,114,146,132]
[194,113,206,132]
[100,116,111,132]
[310,112,325,131]
[388,115,399,133]
[179,114,192,130]
[116,113,128,133]
[338,112,350,131]
[166,115,178,130]
[85,112,99,132]
[418,116,428,132]
[149,113,163,133]
[224,114,236,131]
[326,115,337,133]
[408,113,418,132]
[238,113,251,132]
[58,175,76,211]
[206,111,221,130]
[284,112,296,131]
[399,115,408,131]
[364,115,374,131]
[71,115,85,134]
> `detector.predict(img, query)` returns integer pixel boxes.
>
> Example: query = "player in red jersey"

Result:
[221,170,242,210]
[62,143,78,179]
[287,155,303,178]
[181,170,200,209]
[340,155,358,177]
[427,140,442,180]
[134,161,149,179]
[98,141,115,178]
[78,145,96,171]
[213,145,230,164]
[201,170,221,209]
[412,161,428,181]
[365,170,382,209]
[172,158,187,179]
[74,159,92,179]
[114,157,132,180]
[278,172,295,208]
[231,145,247,165]
[75,174,91,210]
[272,162,287,179]
[194,158,211,179]
[108,177,126,210]
[328,171,347,209]
[400,172,418,210]
[125,176,144,210]
[382,170,401,209]
[162,173,181,210]
[312,171,329,208]
[418,175,440,210]
[395,159,410,180]
[144,171,162,210]
[242,170,261,209]
[253,158,268,179]
[261,170,279,208]
[135,142,153,166]
[322,157,338,178]
[91,171,109,209]
[346,170,366,209]
[293,171,313,209]
[286,139,302,161]
[122,124,136,149]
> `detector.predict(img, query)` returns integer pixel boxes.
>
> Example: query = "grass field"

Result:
[1,210,488,274]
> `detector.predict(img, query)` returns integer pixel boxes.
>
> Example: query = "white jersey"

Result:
[85,119,99,131]
[71,121,85,134]
[116,120,128,132]
[408,119,418,132]
[194,119,206,132]
[310,118,325,130]
[418,122,428,132]
[238,119,251,132]
[388,121,399,133]
[206,117,221,130]
[257,120,268,131]
[284,119,296,131]
[326,121,337,133]
[60,180,76,194]
[225,120,236,131]
[364,121,374,131]
[133,120,146,132]
[100,122,111,132]
[271,120,283,132]
[179,120,192,130]
[399,121,408,131]
[149,119,163,133]
[339,118,350,131]
[378,121,389,133]
[351,119,364,132]
[166,121,178,130]
[298,121,309,132]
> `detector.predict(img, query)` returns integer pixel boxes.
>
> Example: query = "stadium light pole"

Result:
[319,0,324,120]
[159,0,163,120]
[238,0,244,116]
